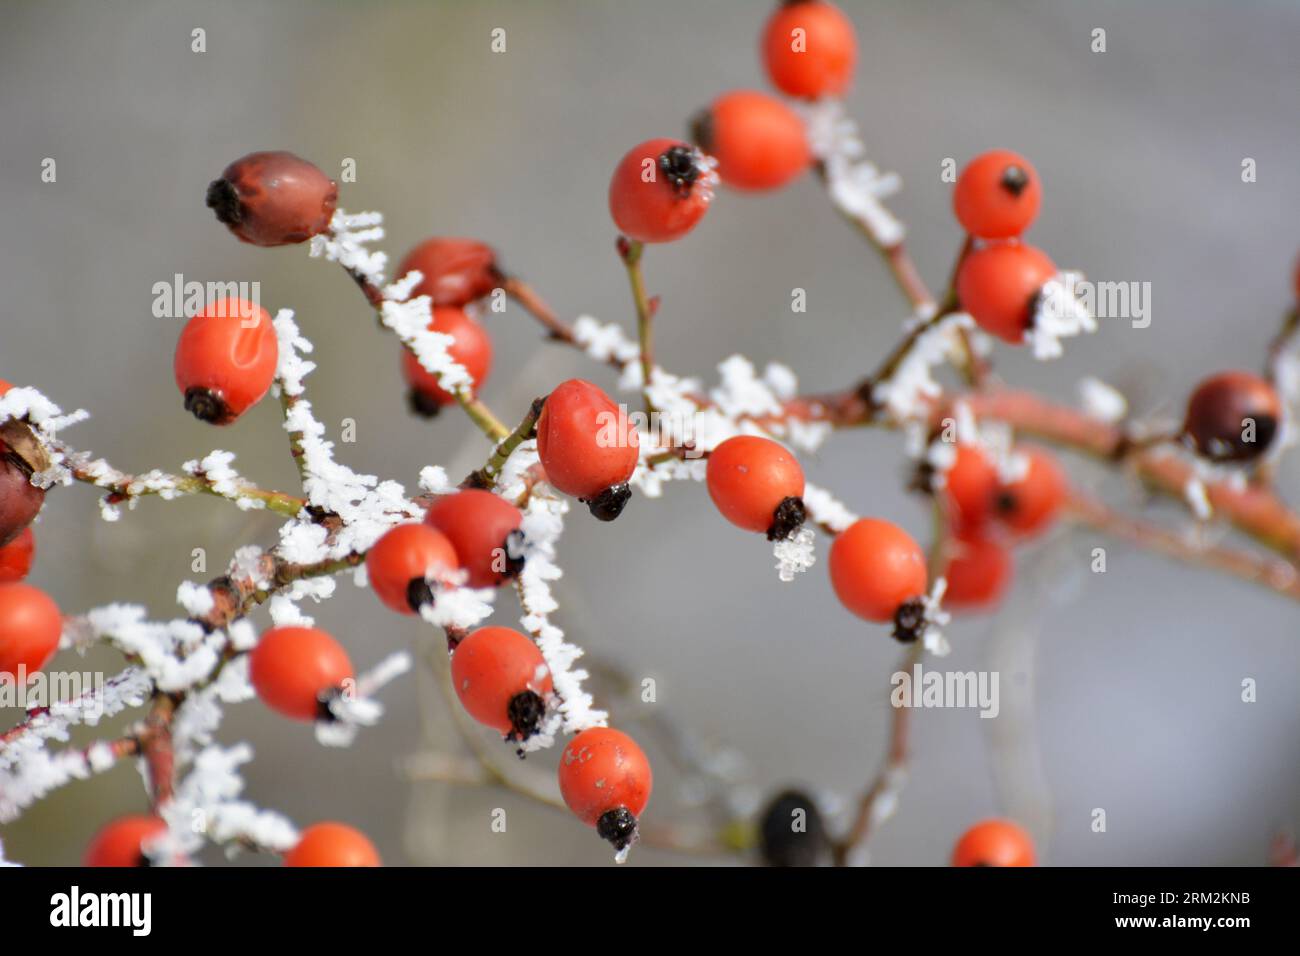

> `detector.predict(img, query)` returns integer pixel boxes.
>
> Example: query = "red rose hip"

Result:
[943,533,1013,611]
[424,489,525,588]
[537,379,639,521]
[0,527,35,583]
[956,242,1058,344]
[451,626,552,741]
[249,625,353,722]
[397,238,500,307]
[693,90,810,191]
[952,818,1036,867]
[206,150,338,247]
[84,815,168,867]
[558,727,653,853]
[401,306,493,416]
[829,518,928,640]
[761,0,858,100]
[0,582,61,681]
[173,297,279,425]
[953,150,1042,239]
[706,435,806,538]
[285,822,380,867]
[608,138,714,243]
[366,523,460,614]
[995,447,1067,536]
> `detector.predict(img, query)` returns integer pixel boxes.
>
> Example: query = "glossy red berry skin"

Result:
[995,447,1067,536]
[174,297,279,425]
[706,435,805,537]
[249,626,353,722]
[695,90,810,191]
[0,582,61,681]
[829,518,927,624]
[1182,370,1282,463]
[761,0,858,100]
[424,489,524,588]
[84,815,168,867]
[397,238,500,307]
[0,443,44,549]
[401,306,493,411]
[952,818,1036,867]
[537,379,639,519]
[942,444,998,532]
[206,151,337,247]
[451,626,552,739]
[366,523,459,615]
[285,822,381,867]
[609,138,713,243]
[0,527,34,583]
[953,150,1042,239]
[558,728,652,840]
[956,242,1057,344]
[943,534,1013,611]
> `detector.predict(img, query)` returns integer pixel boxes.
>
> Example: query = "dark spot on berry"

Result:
[183,386,231,425]
[205,177,243,225]
[501,529,527,578]
[766,495,807,541]
[596,807,639,852]
[892,597,927,643]
[407,388,443,419]
[406,577,435,613]
[505,689,546,744]
[759,789,830,867]
[1000,164,1030,197]
[582,483,632,521]
[995,490,1017,516]
[658,145,701,197]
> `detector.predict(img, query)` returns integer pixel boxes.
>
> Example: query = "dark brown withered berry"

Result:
[206,151,337,247]
[1182,370,1282,463]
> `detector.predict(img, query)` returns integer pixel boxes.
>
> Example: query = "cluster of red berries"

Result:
[84,815,380,867]
[933,442,1068,611]
[951,149,1060,345]
[397,238,497,416]
[609,1,860,243]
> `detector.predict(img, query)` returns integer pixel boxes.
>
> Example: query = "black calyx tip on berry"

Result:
[407,388,443,419]
[406,577,435,613]
[758,789,831,867]
[892,597,927,644]
[1189,413,1279,463]
[505,689,546,743]
[183,386,230,425]
[688,108,715,153]
[659,145,702,197]
[1000,164,1030,197]
[501,529,528,578]
[766,495,807,541]
[596,807,639,852]
[583,483,632,521]
[995,489,1018,517]
[315,687,344,723]
[205,177,242,225]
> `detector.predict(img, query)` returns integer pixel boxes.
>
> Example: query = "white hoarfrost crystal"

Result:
[873,312,975,422]
[1079,376,1128,423]
[774,527,816,582]
[1028,271,1097,360]
[317,651,413,748]
[514,496,608,752]
[801,482,858,532]
[799,99,904,246]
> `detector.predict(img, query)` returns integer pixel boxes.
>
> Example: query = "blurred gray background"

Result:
[1,0,1297,866]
